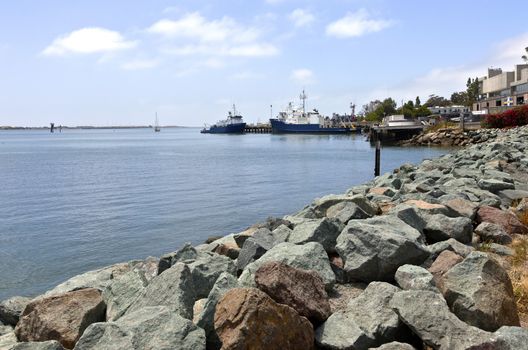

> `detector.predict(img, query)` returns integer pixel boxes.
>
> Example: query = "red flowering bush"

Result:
[483,105,528,128]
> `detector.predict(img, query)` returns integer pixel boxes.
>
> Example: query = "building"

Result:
[428,105,470,118]
[473,64,528,114]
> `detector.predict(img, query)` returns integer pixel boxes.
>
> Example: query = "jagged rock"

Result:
[0,325,12,336]
[476,206,528,235]
[102,270,148,321]
[442,197,478,219]
[12,341,65,350]
[238,242,335,290]
[403,200,450,215]
[441,252,520,331]
[196,273,239,349]
[394,265,438,293]
[336,216,429,282]
[15,288,105,349]
[0,296,31,326]
[236,228,276,273]
[474,222,513,245]
[213,243,239,259]
[478,178,515,192]
[426,238,474,260]
[75,306,206,350]
[368,342,415,350]
[271,224,293,242]
[388,204,426,234]
[157,243,198,274]
[192,299,206,324]
[312,194,379,217]
[186,252,236,299]
[484,243,514,256]
[326,201,371,224]
[369,187,396,197]
[315,282,407,349]
[254,262,331,324]
[494,326,528,349]
[0,332,17,349]
[428,250,464,290]
[125,262,195,320]
[423,214,473,244]
[214,288,314,350]
[390,290,492,349]
[287,218,343,253]
[44,263,130,297]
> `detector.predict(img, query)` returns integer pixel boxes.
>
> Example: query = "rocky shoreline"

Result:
[1,126,528,350]
[402,127,501,147]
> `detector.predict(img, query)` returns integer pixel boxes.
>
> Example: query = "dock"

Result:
[245,124,272,133]
[369,124,424,142]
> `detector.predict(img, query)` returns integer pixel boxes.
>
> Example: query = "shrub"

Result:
[483,105,528,128]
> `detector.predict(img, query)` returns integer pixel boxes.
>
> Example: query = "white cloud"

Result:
[290,68,314,84]
[121,59,159,70]
[149,12,279,58]
[42,27,137,56]
[362,32,528,106]
[326,9,393,38]
[289,9,315,28]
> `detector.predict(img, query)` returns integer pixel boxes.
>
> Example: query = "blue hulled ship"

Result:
[201,105,246,134]
[270,91,352,134]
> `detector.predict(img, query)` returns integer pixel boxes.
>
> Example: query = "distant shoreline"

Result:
[0,125,196,130]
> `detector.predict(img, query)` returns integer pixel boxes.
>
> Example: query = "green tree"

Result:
[522,46,528,63]
[415,96,421,107]
[466,77,479,107]
[363,98,397,122]
[450,91,468,105]
[414,105,432,118]
[424,94,451,107]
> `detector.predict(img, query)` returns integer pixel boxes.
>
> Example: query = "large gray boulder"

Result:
[0,331,18,349]
[74,306,206,350]
[157,243,198,274]
[368,342,415,350]
[287,218,344,253]
[474,222,512,245]
[102,270,148,321]
[326,201,371,224]
[196,273,239,349]
[494,326,528,350]
[12,341,65,350]
[394,265,439,293]
[423,214,473,244]
[336,216,429,282]
[441,252,520,331]
[311,194,380,217]
[315,282,407,349]
[478,178,515,192]
[238,242,335,290]
[44,263,131,297]
[236,229,276,273]
[125,263,195,320]
[0,296,31,326]
[390,290,492,349]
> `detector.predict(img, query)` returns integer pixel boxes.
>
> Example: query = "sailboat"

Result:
[154,113,161,132]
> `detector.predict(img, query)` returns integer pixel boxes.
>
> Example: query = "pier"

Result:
[369,124,424,142]
[244,124,272,133]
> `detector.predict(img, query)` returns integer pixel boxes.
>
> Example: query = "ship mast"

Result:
[300,90,307,115]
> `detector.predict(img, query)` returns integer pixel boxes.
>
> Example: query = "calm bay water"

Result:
[0,128,450,300]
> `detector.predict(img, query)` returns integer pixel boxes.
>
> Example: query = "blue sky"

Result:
[0,0,527,126]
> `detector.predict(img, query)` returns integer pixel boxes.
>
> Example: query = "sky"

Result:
[0,0,527,127]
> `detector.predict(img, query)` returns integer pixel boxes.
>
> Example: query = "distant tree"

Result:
[424,94,451,107]
[522,46,528,63]
[450,91,468,105]
[415,96,421,107]
[362,100,382,115]
[363,98,397,122]
[414,105,432,118]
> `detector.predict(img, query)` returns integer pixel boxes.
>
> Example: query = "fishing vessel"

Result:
[201,105,246,134]
[270,91,351,134]
[154,113,161,132]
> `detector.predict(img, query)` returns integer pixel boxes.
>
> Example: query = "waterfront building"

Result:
[473,64,528,114]
[428,105,471,118]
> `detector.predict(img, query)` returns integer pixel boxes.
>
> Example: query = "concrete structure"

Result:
[474,64,528,114]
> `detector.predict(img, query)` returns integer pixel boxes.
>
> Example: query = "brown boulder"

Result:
[428,250,463,290]
[15,288,105,349]
[476,206,528,235]
[214,288,314,350]
[254,262,331,324]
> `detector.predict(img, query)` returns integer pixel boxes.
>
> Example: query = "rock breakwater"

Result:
[1,126,528,349]
[402,127,503,147]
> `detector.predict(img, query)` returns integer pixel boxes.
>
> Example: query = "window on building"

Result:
[496,100,502,107]
[517,96,525,105]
